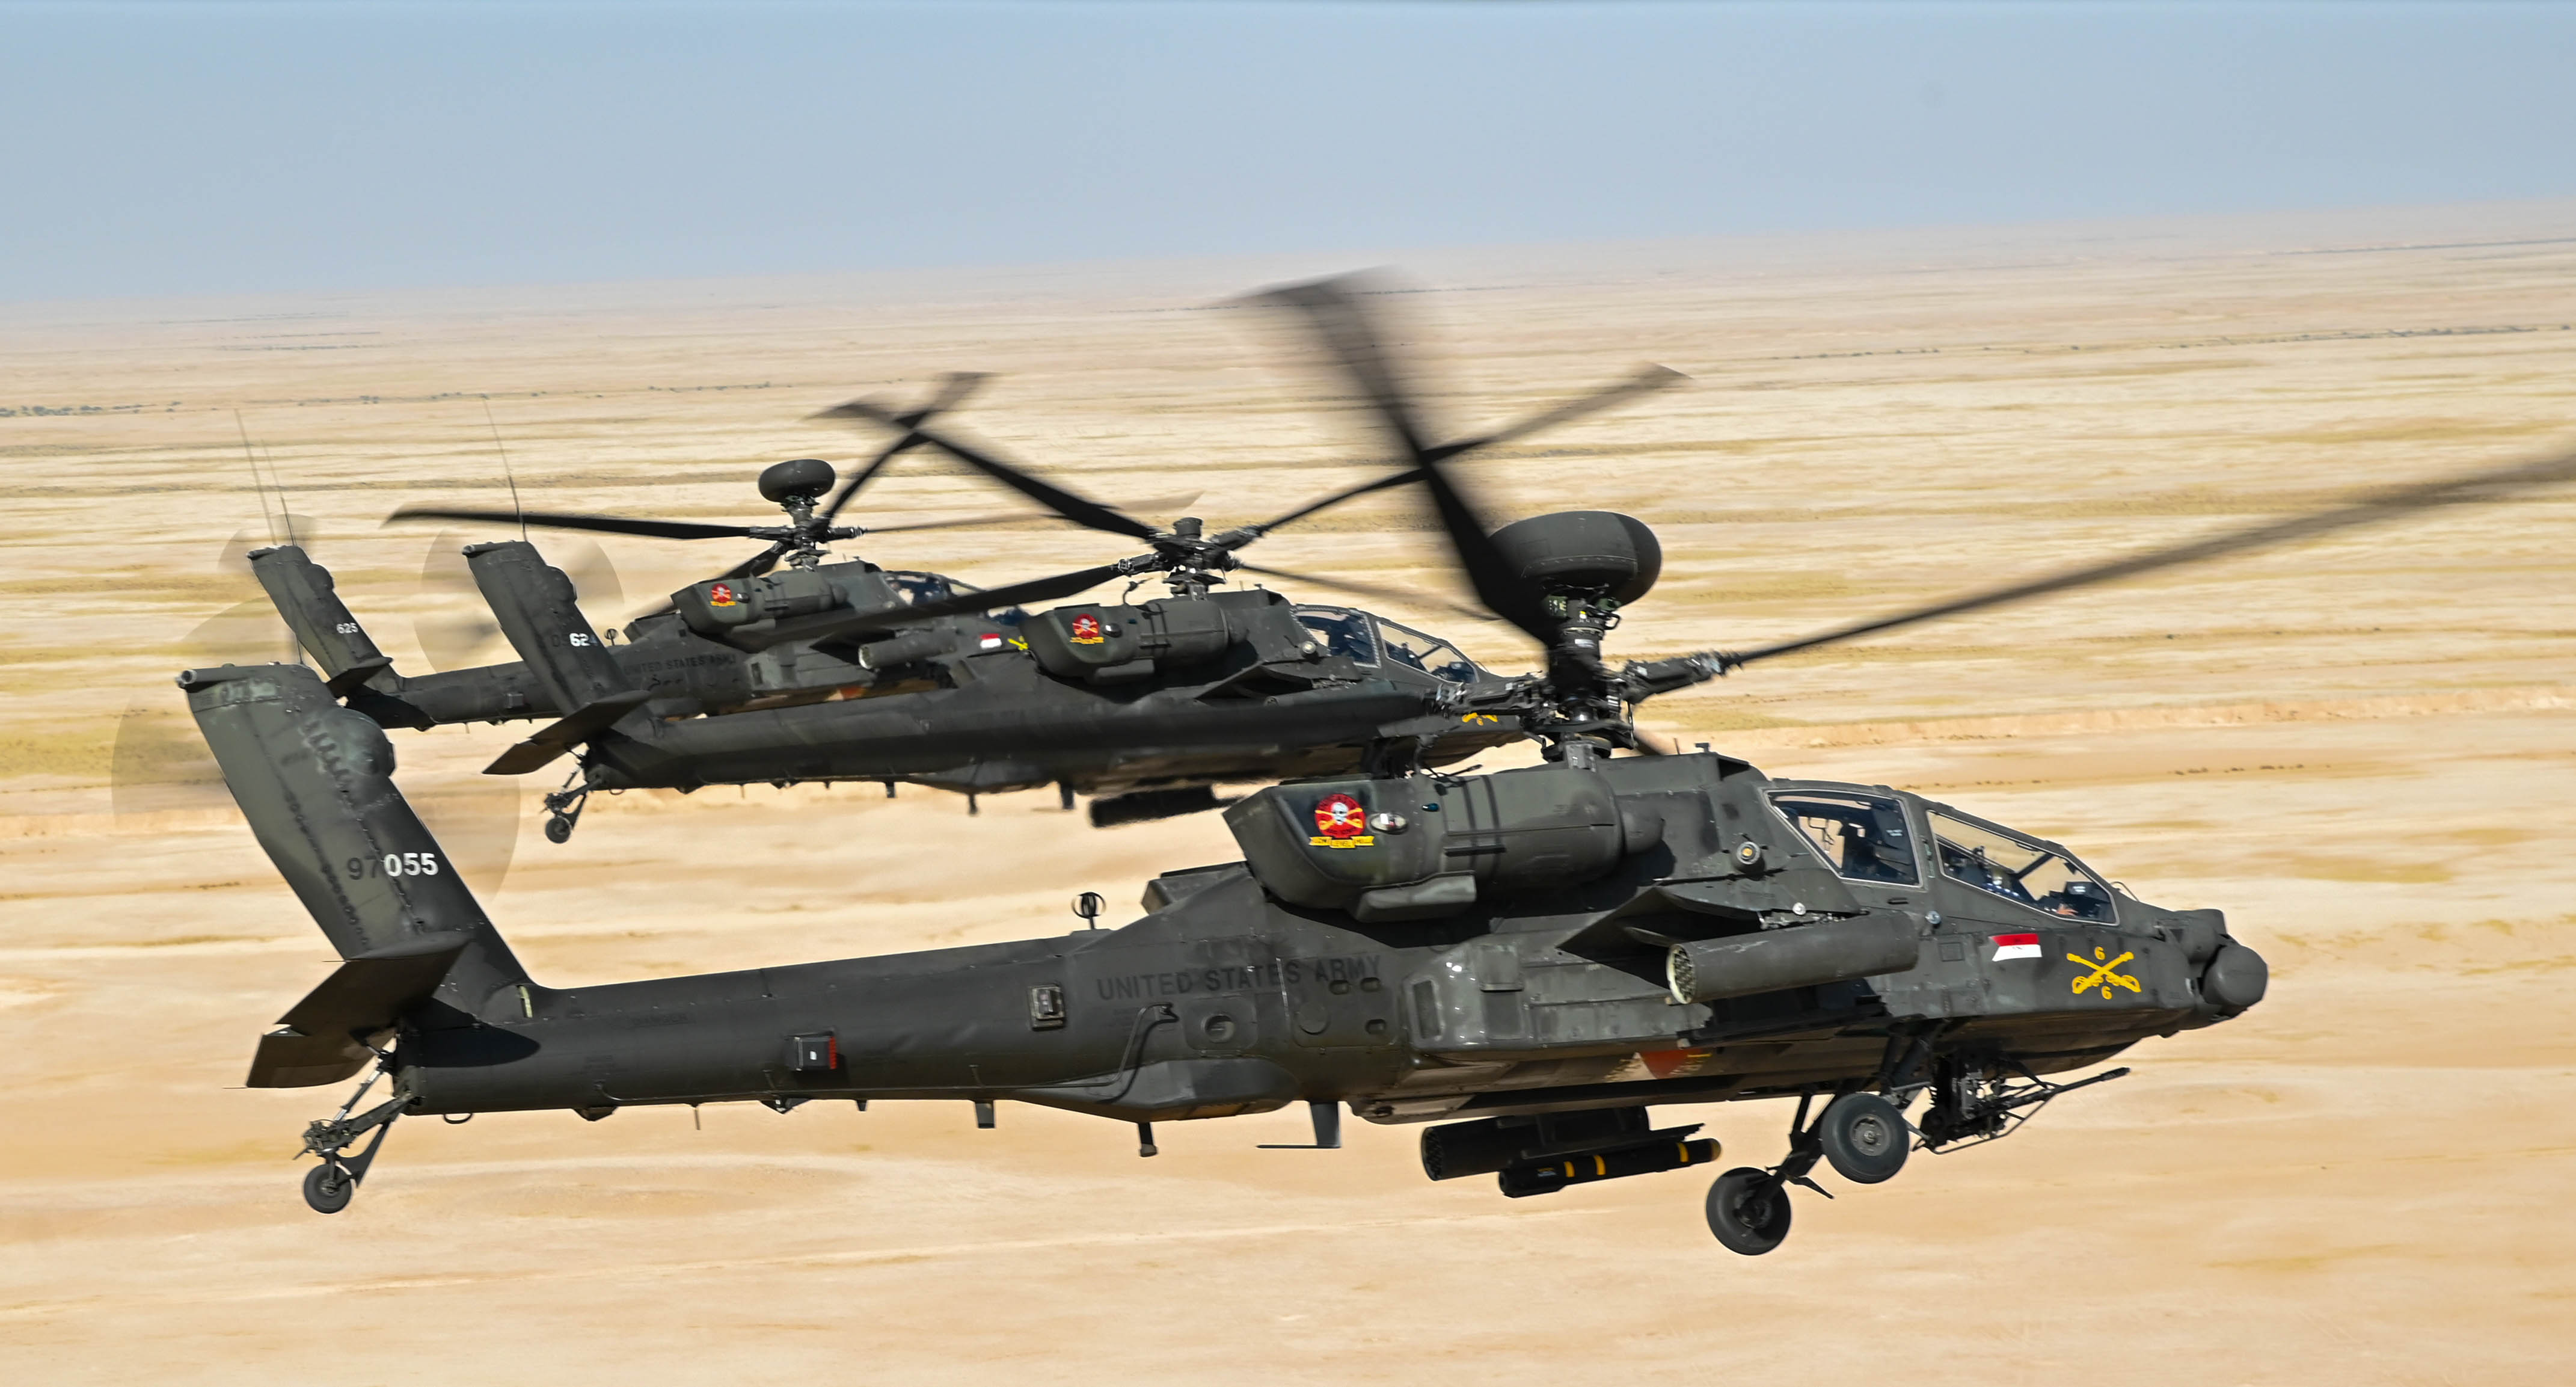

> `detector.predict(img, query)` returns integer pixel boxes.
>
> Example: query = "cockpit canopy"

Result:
[1768,790,1921,885]
[1293,606,1486,685]
[1767,785,2117,924]
[1925,807,2115,923]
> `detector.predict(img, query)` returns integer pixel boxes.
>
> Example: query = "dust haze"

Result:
[3,203,2572,1382]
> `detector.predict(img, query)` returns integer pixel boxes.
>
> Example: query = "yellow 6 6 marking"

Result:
[2067,943,2140,999]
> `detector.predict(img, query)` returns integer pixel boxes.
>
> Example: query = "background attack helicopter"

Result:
[197,277,2576,1253]
[200,268,2576,864]
[255,307,1684,842]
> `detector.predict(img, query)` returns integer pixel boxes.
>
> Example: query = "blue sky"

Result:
[5,1,2574,300]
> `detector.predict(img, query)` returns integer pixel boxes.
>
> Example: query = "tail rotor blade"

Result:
[115,595,300,822]
[416,532,504,671]
[554,538,625,610]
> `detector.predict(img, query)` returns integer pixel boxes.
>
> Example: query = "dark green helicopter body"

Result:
[252,352,1649,833]
[253,529,1521,829]
[189,659,2266,1247]
[578,585,1513,802]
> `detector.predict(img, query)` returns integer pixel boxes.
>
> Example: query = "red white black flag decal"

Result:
[1991,932,2041,961]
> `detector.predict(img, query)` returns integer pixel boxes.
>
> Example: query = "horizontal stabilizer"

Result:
[483,690,650,775]
[247,935,470,1088]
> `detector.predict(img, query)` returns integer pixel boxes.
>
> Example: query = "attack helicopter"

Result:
[258,330,1683,841]
[188,276,2576,1251]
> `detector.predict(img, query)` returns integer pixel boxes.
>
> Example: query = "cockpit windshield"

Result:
[1376,620,1482,685]
[884,571,958,605]
[885,572,1020,625]
[1295,607,1377,665]
[1928,808,2115,923]
[1771,791,1921,885]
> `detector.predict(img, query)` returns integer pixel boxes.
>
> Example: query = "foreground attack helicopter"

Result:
[253,337,1679,841]
[190,278,2576,1252]
[195,653,2272,1253]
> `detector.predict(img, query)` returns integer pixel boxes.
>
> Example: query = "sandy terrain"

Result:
[4,201,2574,1383]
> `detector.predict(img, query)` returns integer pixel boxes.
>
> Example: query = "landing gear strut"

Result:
[542,766,598,844]
[297,1054,405,1214]
[1704,1089,1914,1255]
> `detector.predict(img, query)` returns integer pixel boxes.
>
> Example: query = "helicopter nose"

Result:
[2200,941,2268,1011]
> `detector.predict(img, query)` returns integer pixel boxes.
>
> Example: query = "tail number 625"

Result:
[347,851,440,879]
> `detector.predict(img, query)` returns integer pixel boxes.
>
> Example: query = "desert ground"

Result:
[4,202,2574,1383]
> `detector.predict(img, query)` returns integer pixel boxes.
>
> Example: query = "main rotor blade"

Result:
[812,399,1160,543]
[1234,467,1425,540]
[1256,274,1561,652]
[918,369,992,417]
[1254,274,1434,462]
[720,543,789,583]
[862,509,1087,535]
[387,506,759,542]
[817,372,994,526]
[749,562,1129,649]
[818,434,924,526]
[895,563,1128,623]
[1234,562,1496,626]
[627,542,789,620]
[1725,445,2576,668]
[1451,364,1688,456]
[1223,362,1678,547]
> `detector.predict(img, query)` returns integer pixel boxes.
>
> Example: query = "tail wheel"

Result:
[1705,1166,1792,1255]
[1819,1092,1910,1185]
[302,1161,355,1214]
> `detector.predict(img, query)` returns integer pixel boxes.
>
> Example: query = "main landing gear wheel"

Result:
[294,1058,404,1214]
[302,1161,355,1214]
[1818,1092,1910,1185]
[1705,1166,1793,1255]
[541,771,593,844]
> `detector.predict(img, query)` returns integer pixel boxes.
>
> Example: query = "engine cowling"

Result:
[1225,765,1656,923]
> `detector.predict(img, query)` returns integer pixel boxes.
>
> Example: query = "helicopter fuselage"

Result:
[191,660,2264,1234]
[405,752,2254,1125]
[254,543,1521,805]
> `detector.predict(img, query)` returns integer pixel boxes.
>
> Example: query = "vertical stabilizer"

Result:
[181,662,528,1027]
[461,541,649,774]
[248,546,394,694]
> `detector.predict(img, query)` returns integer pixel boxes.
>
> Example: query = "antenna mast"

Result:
[484,399,527,541]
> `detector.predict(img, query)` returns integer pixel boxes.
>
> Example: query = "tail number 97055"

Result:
[346,852,440,879]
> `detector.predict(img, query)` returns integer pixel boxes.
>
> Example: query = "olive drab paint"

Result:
[250,542,1524,836]
[196,660,2266,1245]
